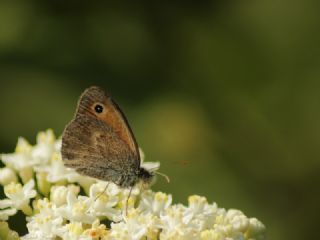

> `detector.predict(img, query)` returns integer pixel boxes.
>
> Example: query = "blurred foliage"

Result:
[0,0,320,239]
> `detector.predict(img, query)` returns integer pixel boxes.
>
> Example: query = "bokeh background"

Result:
[0,0,320,239]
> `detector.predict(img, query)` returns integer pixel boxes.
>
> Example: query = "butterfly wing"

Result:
[61,86,140,186]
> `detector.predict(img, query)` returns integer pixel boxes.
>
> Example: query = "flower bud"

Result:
[50,185,80,206]
[0,221,19,240]
[0,168,17,186]
[19,166,34,184]
[36,172,51,197]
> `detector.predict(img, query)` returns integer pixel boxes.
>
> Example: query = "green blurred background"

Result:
[0,0,320,239]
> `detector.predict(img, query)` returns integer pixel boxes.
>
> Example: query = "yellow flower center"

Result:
[97,194,109,203]
[35,198,53,210]
[67,222,84,236]
[4,182,22,195]
[189,195,207,205]
[36,215,52,224]
[155,192,168,202]
[72,201,87,214]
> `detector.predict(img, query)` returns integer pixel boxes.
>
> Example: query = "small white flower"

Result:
[56,221,85,240]
[110,209,158,240]
[1,138,35,171]
[139,190,172,216]
[183,195,217,230]
[50,185,80,207]
[0,167,18,186]
[57,191,95,224]
[56,220,110,240]
[226,209,250,233]
[4,179,37,206]
[88,182,122,222]
[23,199,63,240]
[246,218,266,239]
[209,209,260,239]
[82,219,109,240]
[159,204,201,239]
[31,129,56,165]
[0,179,36,215]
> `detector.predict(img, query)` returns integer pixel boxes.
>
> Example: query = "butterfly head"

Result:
[138,167,154,184]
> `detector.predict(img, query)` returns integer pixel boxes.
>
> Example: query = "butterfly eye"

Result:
[94,104,103,113]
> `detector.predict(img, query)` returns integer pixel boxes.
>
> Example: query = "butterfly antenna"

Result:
[155,171,170,183]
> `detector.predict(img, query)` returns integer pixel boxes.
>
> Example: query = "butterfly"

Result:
[61,86,154,189]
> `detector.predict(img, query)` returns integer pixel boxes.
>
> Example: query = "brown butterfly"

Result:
[61,86,153,189]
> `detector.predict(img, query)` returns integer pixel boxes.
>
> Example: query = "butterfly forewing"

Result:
[61,86,141,185]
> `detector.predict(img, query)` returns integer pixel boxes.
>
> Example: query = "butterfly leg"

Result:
[94,182,110,202]
[125,186,133,216]
[87,182,110,213]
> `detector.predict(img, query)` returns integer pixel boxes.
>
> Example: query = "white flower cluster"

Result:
[0,130,266,240]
